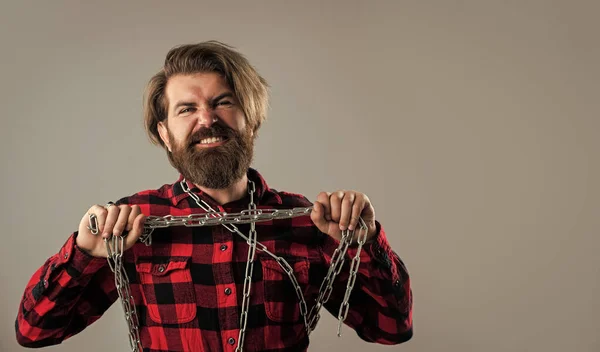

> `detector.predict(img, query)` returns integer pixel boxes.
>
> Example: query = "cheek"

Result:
[168,126,192,147]
[174,120,197,137]
[225,110,247,131]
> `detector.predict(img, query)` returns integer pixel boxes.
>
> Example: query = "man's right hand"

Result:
[76,204,147,258]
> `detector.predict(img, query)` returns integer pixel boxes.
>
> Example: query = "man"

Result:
[16,41,412,351]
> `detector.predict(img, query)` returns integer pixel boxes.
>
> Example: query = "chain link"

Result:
[336,218,368,336]
[307,225,354,333]
[139,207,312,242]
[105,236,143,351]
[99,179,368,351]
[235,181,258,352]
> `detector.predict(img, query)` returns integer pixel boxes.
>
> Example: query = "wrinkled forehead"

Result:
[165,72,234,106]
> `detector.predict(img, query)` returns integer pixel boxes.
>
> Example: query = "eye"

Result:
[179,107,196,115]
[216,100,233,107]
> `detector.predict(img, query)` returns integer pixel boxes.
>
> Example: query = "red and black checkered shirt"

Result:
[16,168,412,351]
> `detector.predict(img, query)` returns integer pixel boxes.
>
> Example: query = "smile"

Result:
[193,136,228,147]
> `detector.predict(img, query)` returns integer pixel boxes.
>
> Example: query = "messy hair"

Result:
[143,40,269,149]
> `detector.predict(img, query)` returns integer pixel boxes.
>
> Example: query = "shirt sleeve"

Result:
[318,221,413,344]
[15,232,118,347]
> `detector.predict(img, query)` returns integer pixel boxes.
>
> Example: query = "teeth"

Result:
[199,137,223,144]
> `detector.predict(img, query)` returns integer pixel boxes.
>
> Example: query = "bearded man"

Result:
[16,41,413,352]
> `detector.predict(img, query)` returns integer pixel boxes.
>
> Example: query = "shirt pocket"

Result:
[135,257,197,324]
[260,256,310,323]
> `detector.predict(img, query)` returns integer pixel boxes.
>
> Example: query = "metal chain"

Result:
[306,220,369,335]
[105,235,143,351]
[178,180,309,352]
[236,181,258,352]
[138,208,313,244]
[336,218,368,336]
[97,180,368,351]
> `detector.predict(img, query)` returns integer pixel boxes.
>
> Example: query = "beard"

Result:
[168,123,254,189]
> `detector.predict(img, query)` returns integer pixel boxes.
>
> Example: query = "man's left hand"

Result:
[311,190,377,242]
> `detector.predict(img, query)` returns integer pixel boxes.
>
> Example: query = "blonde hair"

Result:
[143,41,269,148]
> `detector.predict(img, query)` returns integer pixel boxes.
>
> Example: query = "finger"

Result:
[88,205,108,237]
[126,205,141,231]
[102,205,120,238]
[125,213,147,249]
[311,201,329,234]
[316,192,332,221]
[113,205,132,237]
[329,190,345,224]
[339,192,356,231]
[361,196,376,223]
[348,195,364,231]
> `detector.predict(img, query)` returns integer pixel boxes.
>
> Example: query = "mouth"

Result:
[192,136,228,148]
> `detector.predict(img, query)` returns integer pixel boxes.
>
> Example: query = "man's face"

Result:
[158,72,254,189]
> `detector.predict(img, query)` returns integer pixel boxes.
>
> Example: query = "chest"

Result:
[121,222,322,326]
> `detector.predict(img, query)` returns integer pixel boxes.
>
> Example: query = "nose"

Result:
[196,106,218,127]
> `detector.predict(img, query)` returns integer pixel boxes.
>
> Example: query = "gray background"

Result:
[1,1,599,351]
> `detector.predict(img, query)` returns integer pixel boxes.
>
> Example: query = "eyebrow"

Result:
[171,92,235,113]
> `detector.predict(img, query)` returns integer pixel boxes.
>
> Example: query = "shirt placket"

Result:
[211,212,240,351]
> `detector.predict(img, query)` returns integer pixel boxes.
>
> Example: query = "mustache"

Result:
[188,125,235,145]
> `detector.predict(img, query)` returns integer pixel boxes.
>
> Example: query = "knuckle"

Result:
[92,204,106,214]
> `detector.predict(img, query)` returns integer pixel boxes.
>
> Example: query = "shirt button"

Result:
[228,337,235,345]
[224,287,232,295]
[158,265,165,273]
[220,244,228,251]
[43,280,48,287]
[64,253,68,259]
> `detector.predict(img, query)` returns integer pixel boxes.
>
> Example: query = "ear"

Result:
[157,121,172,152]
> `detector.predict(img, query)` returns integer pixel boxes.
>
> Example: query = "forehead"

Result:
[165,72,232,105]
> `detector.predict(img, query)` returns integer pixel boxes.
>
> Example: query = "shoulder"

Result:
[113,182,176,207]
[266,188,314,208]
[250,168,313,209]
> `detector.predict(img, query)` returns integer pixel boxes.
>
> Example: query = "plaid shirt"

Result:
[16,168,412,351]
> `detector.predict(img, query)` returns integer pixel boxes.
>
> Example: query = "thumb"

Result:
[125,214,147,250]
[311,201,329,234]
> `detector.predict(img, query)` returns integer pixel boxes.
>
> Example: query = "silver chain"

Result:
[306,216,368,336]
[236,181,258,352]
[105,236,143,351]
[98,180,368,351]
[336,219,368,336]
[138,207,313,245]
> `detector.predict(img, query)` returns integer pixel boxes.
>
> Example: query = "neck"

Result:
[194,174,249,206]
